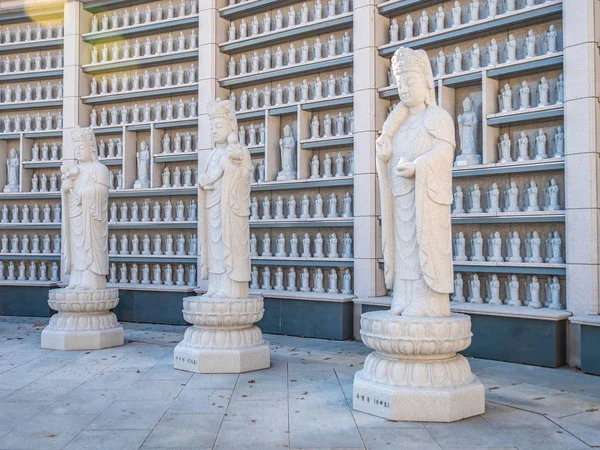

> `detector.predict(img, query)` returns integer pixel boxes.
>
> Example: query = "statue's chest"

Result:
[392,116,431,163]
[207,149,225,177]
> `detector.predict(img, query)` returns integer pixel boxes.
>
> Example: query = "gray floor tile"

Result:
[120,380,185,402]
[552,409,600,447]
[186,373,239,389]
[0,413,96,450]
[87,400,172,430]
[361,427,441,450]
[142,413,222,449]
[424,416,513,448]
[63,429,151,450]
[44,388,124,415]
[169,387,231,414]
[496,425,591,450]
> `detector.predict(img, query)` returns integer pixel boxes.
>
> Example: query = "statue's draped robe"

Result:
[199,141,251,298]
[64,162,109,289]
[377,104,455,316]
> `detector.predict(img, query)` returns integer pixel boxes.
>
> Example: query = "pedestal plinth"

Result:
[174,295,270,374]
[41,288,124,350]
[353,312,485,422]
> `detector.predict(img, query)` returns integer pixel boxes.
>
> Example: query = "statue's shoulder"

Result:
[92,161,110,184]
[423,105,454,144]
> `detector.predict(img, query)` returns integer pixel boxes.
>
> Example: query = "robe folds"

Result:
[377,103,455,294]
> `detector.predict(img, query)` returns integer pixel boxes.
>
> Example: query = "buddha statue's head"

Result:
[208,98,237,145]
[71,127,98,163]
[391,47,435,108]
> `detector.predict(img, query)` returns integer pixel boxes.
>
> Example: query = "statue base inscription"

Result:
[454,154,482,167]
[41,288,124,351]
[174,295,270,374]
[353,312,484,422]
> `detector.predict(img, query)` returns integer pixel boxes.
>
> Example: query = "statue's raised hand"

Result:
[376,134,392,162]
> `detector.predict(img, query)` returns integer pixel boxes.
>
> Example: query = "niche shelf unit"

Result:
[0,5,65,284]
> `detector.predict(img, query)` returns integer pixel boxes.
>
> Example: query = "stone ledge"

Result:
[569,315,600,326]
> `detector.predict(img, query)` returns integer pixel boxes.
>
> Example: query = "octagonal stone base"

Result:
[353,311,485,422]
[353,372,485,422]
[41,288,124,351]
[174,295,270,374]
[174,340,270,373]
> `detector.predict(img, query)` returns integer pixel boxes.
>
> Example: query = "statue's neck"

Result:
[408,104,427,115]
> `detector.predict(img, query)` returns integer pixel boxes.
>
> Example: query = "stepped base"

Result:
[41,324,124,350]
[174,341,270,374]
[353,373,485,422]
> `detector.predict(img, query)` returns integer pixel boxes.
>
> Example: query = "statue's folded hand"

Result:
[395,160,416,178]
[376,134,392,161]
[61,179,74,192]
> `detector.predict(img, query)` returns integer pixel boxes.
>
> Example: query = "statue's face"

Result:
[74,139,93,162]
[211,117,230,144]
[396,71,427,108]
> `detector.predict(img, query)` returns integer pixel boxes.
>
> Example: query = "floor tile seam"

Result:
[138,391,180,450]
[332,367,367,450]
[287,361,292,450]
[211,372,241,450]
[50,413,102,450]
[491,418,594,450]
[484,398,595,444]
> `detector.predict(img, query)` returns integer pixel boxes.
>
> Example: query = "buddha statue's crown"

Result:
[71,126,97,153]
[391,47,432,79]
[207,98,235,122]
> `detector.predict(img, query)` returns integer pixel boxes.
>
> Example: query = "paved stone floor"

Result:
[1,316,599,450]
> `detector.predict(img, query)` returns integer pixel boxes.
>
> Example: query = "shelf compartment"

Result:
[453,159,564,178]
[0,37,64,54]
[487,53,564,79]
[251,176,353,192]
[108,221,197,229]
[82,15,199,44]
[251,257,354,268]
[250,218,353,228]
[82,83,199,105]
[108,187,197,198]
[153,152,198,163]
[0,69,63,83]
[219,0,300,20]
[82,49,198,75]
[0,100,63,112]
[109,254,196,264]
[451,211,565,224]
[219,54,353,89]
[219,14,353,55]
[379,2,563,56]
[487,105,564,126]
[300,136,353,150]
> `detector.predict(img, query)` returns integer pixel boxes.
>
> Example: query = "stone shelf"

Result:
[235,95,354,121]
[82,15,199,44]
[300,136,354,150]
[301,95,353,112]
[569,315,600,326]
[380,53,564,99]
[108,221,197,229]
[109,254,197,264]
[378,1,562,56]
[251,176,354,192]
[82,49,198,75]
[236,110,266,120]
[0,132,20,139]
[22,160,63,169]
[487,104,564,127]
[219,54,353,89]
[23,130,63,139]
[219,13,353,54]
[0,280,59,286]
[378,0,443,17]
[82,83,199,105]
[0,100,63,112]
[106,282,196,291]
[451,211,565,224]
[250,218,353,228]
[0,37,64,54]
[250,288,355,303]
[153,152,198,163]
[153,118,198,129]
[0,192,60,200]
[100,158,123,166]
[453,262,566,275]
[269,105,298,116]
[252,257,354,267]
[451,302,570,320]
[0,223,61,230]
[0,253,60,261]
[108,187,197,198]
[452,159,564,178]
[0,69,63,83]
[0,2,63,25]
[92,126,123,135]
[219,0,299,20]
